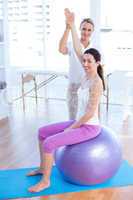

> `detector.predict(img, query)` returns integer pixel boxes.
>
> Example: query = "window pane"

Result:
[8,0,44,68]
[8,0,90,70]
[101,0,133,72]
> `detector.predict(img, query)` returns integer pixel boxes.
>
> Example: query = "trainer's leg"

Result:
[67,83,80,120]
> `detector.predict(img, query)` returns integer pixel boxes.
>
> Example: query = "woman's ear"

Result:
[96,61,100,66]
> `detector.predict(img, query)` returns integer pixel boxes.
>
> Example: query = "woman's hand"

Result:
[64,8,75,28]
[64,8,83,61]
[64,127,72,132]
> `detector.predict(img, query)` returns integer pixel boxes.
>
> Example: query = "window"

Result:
[101,0,133,72]
[7,0,90,71]
[8,0,45,67]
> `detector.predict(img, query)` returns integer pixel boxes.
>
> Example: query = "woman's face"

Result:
[80,22,94,40]
[82,53,98,75]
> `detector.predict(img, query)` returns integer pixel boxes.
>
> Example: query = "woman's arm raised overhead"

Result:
[65,8,83,62]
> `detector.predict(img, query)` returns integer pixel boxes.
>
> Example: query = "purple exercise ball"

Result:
[55,126,122,185]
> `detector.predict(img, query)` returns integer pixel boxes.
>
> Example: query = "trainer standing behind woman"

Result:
[59,9,94,120]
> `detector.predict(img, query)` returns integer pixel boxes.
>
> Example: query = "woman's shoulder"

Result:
[91,76,103,92]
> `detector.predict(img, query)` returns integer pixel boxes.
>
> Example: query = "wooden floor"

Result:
[0,96,133,200]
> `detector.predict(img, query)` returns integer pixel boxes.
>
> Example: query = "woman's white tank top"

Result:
[76,80,100,125]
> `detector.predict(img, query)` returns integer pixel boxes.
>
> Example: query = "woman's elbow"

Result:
[86,110,95,119]
[58,46,62,53]
[59,46,68,55]
[74,50,82,61]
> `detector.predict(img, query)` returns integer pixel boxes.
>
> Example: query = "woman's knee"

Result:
[42,138,55,153]
[38,126,48,141]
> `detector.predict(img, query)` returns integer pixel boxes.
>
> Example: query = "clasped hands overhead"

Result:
[64,8,75,28]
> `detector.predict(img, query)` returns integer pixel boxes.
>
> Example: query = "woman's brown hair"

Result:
[84,48,105,91]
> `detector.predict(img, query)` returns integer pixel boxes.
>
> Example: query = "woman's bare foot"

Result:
[27,168,43,176]
[28,179,50,192]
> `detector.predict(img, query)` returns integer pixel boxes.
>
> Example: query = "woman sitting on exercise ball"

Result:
[27,8,105,193]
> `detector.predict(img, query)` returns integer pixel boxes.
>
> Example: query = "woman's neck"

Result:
[86,72,98,80]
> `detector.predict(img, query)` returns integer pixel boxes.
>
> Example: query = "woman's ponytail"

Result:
[97,64,105,91]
